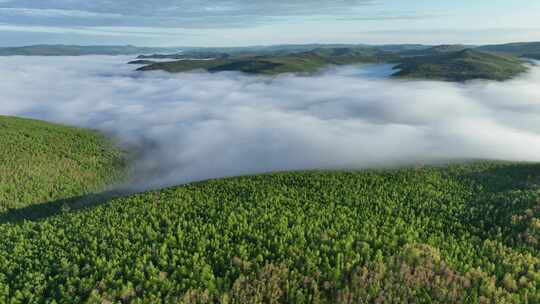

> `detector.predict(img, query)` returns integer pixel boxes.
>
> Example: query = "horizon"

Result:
[2,40,540,49]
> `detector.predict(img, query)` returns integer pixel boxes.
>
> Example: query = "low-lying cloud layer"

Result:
[2,56,540,190]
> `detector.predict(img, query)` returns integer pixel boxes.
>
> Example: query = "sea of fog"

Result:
[1,56,540,191]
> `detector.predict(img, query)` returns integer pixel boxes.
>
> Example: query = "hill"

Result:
[135,46,529,81]
[137,48,399,75]
[1,162,538,303]
[0,116,125,213]
[137,52,232,60]
[127,59,161,65]
[398,44,471,57]
[477,42,540,58]
[374,44,430,53]
[393,49,528,81]
[0,45,179,56]
[134,44,377,60]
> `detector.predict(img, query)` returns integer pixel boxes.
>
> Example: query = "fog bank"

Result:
[2,56,540,190]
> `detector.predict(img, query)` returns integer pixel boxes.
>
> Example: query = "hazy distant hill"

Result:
[136,44,379,60]
[374,44,431,53]
[477,42,540,58]
[137,51,231,60]
[398,44,472,57]
[3,42,540,59]
[0,45,180,56]
[393,49,528,81]
[3,42,535,82]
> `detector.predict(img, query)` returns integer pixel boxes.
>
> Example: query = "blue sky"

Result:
[0,0,539,46]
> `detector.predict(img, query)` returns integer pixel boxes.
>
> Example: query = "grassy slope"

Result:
[1,162,539,303]
[137,48,398,75]
[0,116,125,213]
[394,49,528,81]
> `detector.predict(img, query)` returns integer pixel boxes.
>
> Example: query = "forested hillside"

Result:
[0,116,125,213]
[1,162,538,303]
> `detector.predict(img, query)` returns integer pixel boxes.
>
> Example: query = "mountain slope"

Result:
[1,162,538,303]
[0,116,125,213]
[393,49,528,81]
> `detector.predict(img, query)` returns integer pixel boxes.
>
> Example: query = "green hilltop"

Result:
[137,48,398,75]
[393,49,528,81]
[397,44,471,57]
[0,116,125,213]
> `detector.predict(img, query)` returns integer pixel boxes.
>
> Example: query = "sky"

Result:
[0,0,539,47]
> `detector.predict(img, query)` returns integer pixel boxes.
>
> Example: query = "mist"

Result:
[2,55,540,191]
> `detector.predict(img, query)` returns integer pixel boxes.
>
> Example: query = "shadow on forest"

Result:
[461,162,540,193]
[0,190,126,224]
[454,162,540,241]
[3,162,540,226]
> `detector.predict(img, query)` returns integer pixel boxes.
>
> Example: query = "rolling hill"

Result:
[0,116,125,213]
[397,44,471,57]
[2,42,536,81]
[137,48,399,75]
[0,45,179,56]
[393,49,528,81]
[135,46,531,81]
[477,42,540,58]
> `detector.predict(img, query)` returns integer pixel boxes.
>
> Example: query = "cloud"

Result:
[0,0,376,17]
[0,8,123,18]
[0,24,192,38]
[0,0,444,29]
[1,56,540,191]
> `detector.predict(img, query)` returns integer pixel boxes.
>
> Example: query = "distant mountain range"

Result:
[2,42,538,81]
[1,42,539,58]
[0,45,181,56]
[134,42,540,81]
[477,42,540,58]
[1,42,538,58]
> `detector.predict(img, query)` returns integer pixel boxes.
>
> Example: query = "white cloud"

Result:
[1,56,540,191]
[0,0,376,17]
[0,8,123,18]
